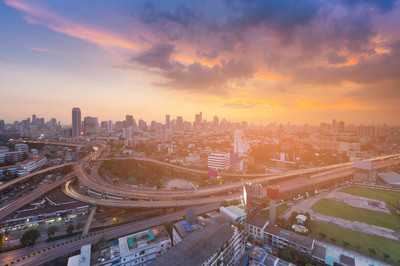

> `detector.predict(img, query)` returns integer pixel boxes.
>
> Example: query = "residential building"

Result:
[208,152,230,171]
[152,212,246,266]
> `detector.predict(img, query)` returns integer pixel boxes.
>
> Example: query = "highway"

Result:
[1,203,220,266]
[64,179,241,208]
[0,173,75,221]
[0,163,73,192]
[75,143,400,202]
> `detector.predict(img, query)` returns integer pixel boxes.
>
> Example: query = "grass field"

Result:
[311,198,400,231]
[311,221,400,264]
[339,186,400,205]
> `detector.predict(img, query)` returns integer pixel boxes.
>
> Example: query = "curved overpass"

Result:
[63,179,241,208]
[75,144,400,201]
[0,163,74,192]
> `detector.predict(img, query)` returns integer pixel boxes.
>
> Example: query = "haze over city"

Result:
[1,0,400,124]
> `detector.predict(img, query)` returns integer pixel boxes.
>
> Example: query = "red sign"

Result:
[267,187,279,199]
[208,167,217,177]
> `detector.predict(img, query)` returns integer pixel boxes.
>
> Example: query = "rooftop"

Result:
[248,214,268,228]
[378,172,400,186]
[119,226,169,258]
[151,214,233,266]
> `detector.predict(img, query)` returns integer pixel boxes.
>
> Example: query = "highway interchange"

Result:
[1,140,400,264]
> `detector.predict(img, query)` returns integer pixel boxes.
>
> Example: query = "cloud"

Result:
[131,44,256,95]
[326,52,348,64]
[5,0,138,56]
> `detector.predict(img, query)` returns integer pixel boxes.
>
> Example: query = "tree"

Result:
[96,216,106,228]
[382,253,390,261]
[163,221,173,237]
[343,241,350,248]
[0,233,4,250]
[20,229,41,246]
[319,232,326,239]
[66,224,75,235]
[96,235,107,248]
[331,238,336,243]
[368,248,376,256]
[76,222,84,231]
[355,245,361,252]
[47,225,58,238]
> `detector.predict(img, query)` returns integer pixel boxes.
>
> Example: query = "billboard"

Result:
[208,167,217,177]
[354,160,373,170]
[267,187,280,199]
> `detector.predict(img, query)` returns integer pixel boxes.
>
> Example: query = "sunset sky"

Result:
[1,0,400,125]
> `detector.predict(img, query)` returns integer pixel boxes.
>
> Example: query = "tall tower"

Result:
[72,107,81,137]
[233,129,250,156]
[165,114,170,129]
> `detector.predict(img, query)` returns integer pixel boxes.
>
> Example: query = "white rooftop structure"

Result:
[67,244,91,266]
[234,130,250,157]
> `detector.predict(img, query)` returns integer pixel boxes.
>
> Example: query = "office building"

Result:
[15,143,29,154]
[208,152,230,171]
[213,115,219,128]
[126,115,134,127]
[234,129,250,156]
[68,226,171,266]
[176,116,183,131]
[83,116,98,134]
[153,211,246,266]
[165,114,170,129]
[72,107,81,137]
[107,120,113,133]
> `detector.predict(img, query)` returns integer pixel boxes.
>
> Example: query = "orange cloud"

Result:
[255,72,291,82]
[296,98,357,109]
[5,0,139,57]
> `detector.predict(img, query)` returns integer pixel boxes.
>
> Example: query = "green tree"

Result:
[382,253,390,261]
[0,233,4,250]
[319,232,326,239]
[331,238,336,243]
[368,248,376,256]
[76,222,84,231]
[96,235,107,248]
[20,229,41,246]
[47,225,58,238]
[163,221,173,237]
[66,224,75,235]
[343,241,350,248]
[96,216,106,228]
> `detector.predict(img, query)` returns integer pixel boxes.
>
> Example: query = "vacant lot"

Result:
[311,198,400,231]
[311,221,400,264]
[340,187,400,206]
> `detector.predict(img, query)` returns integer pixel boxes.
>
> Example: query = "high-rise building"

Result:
[107,120,113,133]
[176,116,183,131]
[83,116,98,134]
[338,120,345,132]
[234,130,250,156]
[72,107,81,137]
[213,116,219,128]
[0,120,5,132]
[195,112,202,127]
[125,115,134,127]
[165,114,170,129]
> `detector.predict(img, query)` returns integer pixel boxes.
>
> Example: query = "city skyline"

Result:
[1,0,400,124]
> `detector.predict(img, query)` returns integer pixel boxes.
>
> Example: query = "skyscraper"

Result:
[126,115,134,127]
[72,107,81,137]
[165,114,170,129]
[84,116,99,134]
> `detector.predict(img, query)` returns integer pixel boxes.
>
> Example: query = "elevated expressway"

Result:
[0,163,73,192]
[67,142,400,207]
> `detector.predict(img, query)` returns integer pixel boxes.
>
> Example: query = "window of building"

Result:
[139,250,145,255]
